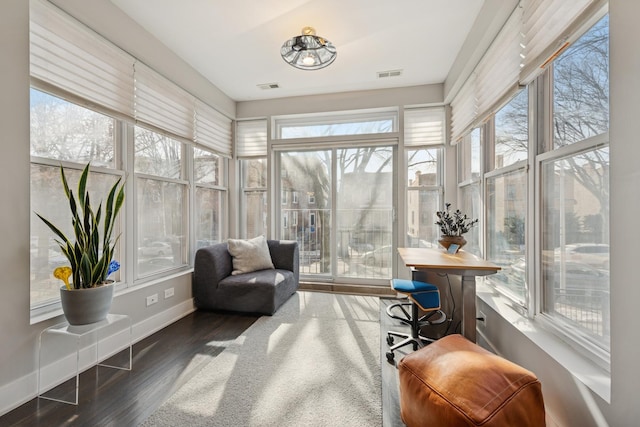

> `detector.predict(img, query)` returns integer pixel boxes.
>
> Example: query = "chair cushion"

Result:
[392,279,438,293]
[227,235,275,275]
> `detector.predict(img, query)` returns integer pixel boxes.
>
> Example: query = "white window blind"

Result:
[134,62,195,141]
[30,0,135,118]
[404,108,445,146]
[236,119,268,157]
[194,99,232,158]
[451,5,523,143]
[475,5,524,120]
[450,73,477,144]
[520,0,602,83]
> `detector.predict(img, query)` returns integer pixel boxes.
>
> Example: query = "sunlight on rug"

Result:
[140,292,381,427]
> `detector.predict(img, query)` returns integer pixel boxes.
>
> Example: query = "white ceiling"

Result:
[109,0,485,102]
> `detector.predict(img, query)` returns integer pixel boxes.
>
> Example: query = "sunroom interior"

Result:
[2,0,639,426]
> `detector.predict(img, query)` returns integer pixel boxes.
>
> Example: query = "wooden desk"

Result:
[397,247,501,342]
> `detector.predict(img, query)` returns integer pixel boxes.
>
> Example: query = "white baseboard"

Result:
[0,299,195,417]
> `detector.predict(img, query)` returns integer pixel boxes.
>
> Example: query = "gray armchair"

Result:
[193,240,299,315]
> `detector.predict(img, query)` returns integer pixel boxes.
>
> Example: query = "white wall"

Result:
[0,0,33,411]
[608,0,640,424]
[236,84,444,119]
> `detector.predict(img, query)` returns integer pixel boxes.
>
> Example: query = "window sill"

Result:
[30,268,194,325]
[476,282,611,403]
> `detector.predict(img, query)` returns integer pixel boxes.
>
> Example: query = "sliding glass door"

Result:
[278,145,394,283]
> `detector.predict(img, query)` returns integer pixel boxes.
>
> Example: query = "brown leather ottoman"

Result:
[398,334,545,427]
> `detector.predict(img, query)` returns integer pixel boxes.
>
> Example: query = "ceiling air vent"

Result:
[257,82,280,90]
[377,69,403,79]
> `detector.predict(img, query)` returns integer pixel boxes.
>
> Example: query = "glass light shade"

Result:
[281,27,337,70]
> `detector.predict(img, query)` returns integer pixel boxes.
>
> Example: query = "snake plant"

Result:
[36,163,125,289]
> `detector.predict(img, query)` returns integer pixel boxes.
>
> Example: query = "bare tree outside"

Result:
[280,145,394,279]
[29,89,119,306]
[541,15,610,350]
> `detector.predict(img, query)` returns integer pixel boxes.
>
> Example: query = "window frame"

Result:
[29,86,126,319]
[461,11,611,371]
[405,145,444,248]
[483,88,530,308]
[133,125,190,281]
[193,146,228,251]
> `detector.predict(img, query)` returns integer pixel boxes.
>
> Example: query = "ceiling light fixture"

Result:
[281,26,337,70]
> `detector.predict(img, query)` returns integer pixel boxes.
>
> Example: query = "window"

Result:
[487,168,527,302]
[275,110,397,139]
[404,107,445,248]
[456,13,609,366]
[135,127,187,277]
[552,17,609,149]
[458,128,482,255]
[458,128,481,183]
[240,158,267,238]
[292,191,299,204]
[277,146,394,280]
[194,148,225,249]
[30,88,122,309]
[279,151,331,275]
[28,2,230,319]
[494,90,528,168]
[486,90,528,304]
[541,15,610,359]
[406,148,442,248]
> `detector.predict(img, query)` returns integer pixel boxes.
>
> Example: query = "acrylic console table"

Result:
[38,313,132,405]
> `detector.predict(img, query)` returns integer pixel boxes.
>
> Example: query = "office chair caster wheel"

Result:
[386,352,395,363]
[386,335,394,345]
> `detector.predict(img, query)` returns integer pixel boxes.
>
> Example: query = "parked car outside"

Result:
[138,257,177,275]
[553,243,609,269]
[139,241,172,257]
[363,245,392,267]
[506,257,609,295]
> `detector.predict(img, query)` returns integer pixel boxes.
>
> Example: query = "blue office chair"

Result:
[386,278,446,363]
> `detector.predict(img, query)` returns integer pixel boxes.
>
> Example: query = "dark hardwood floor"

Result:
[0,310,258,427]
[2,295,407,427]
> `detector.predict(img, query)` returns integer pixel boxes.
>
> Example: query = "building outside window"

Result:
[406,147,442,248]
[240,158,267,238]
[194,147,225,249]
[403,107,445,249]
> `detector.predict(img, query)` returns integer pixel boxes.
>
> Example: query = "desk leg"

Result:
[461,275,477,343]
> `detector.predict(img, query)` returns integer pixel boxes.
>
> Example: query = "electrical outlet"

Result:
[146,293,158,306]
[164,287,174,299]
[477,311,486,328]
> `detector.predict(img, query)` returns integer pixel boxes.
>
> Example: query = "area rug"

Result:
[140,291,381,427]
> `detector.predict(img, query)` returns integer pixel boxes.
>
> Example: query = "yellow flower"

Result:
[53,266,72,290]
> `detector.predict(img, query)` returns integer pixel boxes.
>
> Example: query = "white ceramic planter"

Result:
[59,282,115,325]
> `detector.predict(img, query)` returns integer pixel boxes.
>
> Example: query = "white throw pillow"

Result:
[227,235,275,275]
